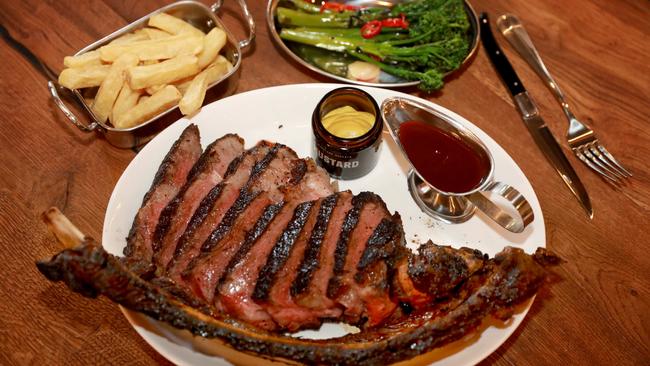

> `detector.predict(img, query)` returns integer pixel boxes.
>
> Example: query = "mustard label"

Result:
[322,106,374,139]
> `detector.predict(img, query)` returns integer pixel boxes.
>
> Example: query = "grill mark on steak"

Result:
[291,193,338,296]
[327,192,395,325]
[219,202,285,287]
[216,161,334,330]
[182,191,269,303]
[214,202,286,330]
[124,124,202,265]
[165,143,271,282]
[331,193,368,282]
[38,236,559,366]
[151,134,245,269]
[252,201,314,302]
[357,216,402,271]
[181,146,301,303]
[350,216,402,327]
[199,144,298,253]
[261,199,323,331]
[293,191,353,314]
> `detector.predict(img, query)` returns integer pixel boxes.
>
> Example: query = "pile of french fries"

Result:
[58,13,233,129]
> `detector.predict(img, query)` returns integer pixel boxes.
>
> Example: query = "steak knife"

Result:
[479,13,592,218]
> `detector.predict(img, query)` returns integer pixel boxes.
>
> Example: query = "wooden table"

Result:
[1,0,648,365]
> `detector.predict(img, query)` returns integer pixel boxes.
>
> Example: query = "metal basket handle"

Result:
[467,181,534,233]
[48,81,99,132]
[211,0,255,49]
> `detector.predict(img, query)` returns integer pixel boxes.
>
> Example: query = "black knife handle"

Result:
[479,13,526,96]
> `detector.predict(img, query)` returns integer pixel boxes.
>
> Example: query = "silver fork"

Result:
[497,14,632,184]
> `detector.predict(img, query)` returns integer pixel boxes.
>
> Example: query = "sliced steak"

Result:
[254,196,323,331]
[152,134,245,269]
[216,161,334,330]
[182,145,301,303]
[292,191,353,317]
[328,192,401,326]
[166,142,272,282]
[124,124,202,265]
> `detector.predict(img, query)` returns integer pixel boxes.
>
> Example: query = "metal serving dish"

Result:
[267,0,479,89]
[49,0,255,149]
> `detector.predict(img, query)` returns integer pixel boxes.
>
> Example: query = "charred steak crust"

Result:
[168,143,272,273]
[152,134,244,254]
[247,144,282,186]
[141,125,200,211]
[327,192,384,298]
[196,144,284,254]
[198,189,257,254]
[291,193,338,296]
[151,191,182,254]
[357,215,402,272]
[289,159,308,185]
[171,184,224,261]
[252,200,315,301]
[217,202,285,289]
[187,134,243,182]
[124,124,201,261]
[408,243,486,298]
[37,240,559,366]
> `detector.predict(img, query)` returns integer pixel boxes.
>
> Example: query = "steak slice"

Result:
[216,161,334,330]
[124,124,202,266]
[166,142,272,282]
[182,146,301,303]
[152,134,245,269]
[327,192,399,326]
[254,196,324,331]
[292,191,353,317]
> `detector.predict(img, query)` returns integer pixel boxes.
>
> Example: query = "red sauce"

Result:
[398,120,489,193]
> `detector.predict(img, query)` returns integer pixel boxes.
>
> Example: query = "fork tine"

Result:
[574,148,620,183]
[596,144,632,177]
[587,144,627,179]
[582,146,626,181]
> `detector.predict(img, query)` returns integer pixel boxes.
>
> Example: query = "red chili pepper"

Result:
[381,13,409,29]
[361,20,382,39]
[320,2,358,13]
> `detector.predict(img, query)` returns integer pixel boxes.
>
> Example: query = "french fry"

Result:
[208,55,234,76]
[174,78,193,95]
[141,27,172,40]
[196,27,227,68]
[127,55,200,89]
[148,13,204,38]
[139,95,150,104]
[109,31,149,45]
[58,64,111,89]
[145,84,166,95]
[178,72,208,116]
[177,56,232,115]
[141,59,159,66]
[92,53,139,123]
[99,34,203,62]
[114,85,181,129]
[63,50,102,68]
[111,81,142,124]
[174,55,231,94]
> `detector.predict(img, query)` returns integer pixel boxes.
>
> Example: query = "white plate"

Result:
[103,83,545,366]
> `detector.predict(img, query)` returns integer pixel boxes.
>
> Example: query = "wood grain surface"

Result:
[0,0,648,365]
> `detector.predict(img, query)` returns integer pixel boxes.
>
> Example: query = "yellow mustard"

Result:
[321,106,375,139]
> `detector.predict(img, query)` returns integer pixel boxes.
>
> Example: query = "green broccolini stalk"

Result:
[276,0,471,92]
